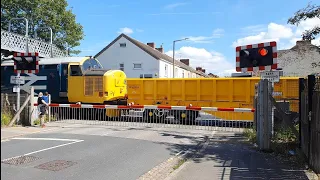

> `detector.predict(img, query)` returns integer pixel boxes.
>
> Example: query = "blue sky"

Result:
[67,0,320,76]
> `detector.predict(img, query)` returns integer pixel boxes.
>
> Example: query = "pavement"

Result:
[166,131,319,180]
[1,125,59,141]
[1,123,319,180]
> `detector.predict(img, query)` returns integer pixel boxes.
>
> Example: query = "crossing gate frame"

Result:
[32,103,255,131]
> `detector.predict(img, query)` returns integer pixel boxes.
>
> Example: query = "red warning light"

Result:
[258,48,268,56]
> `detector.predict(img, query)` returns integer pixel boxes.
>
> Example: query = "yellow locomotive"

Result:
[67,59,127,105]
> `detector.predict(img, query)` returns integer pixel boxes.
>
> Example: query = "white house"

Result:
[277,40,320,77]
[94,33,207,78]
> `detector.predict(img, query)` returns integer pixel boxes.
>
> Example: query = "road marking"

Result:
[1,139,83,162]
[1,139,10,142]
[11,137,82,142]
[1,127,60,142]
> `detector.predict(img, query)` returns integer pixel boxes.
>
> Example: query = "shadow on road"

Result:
[156,131,310,180]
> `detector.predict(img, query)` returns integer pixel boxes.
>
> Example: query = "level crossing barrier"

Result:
[32,103,255,132]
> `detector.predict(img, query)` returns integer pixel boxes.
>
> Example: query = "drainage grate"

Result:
[34,160,77,171]
[1,155,41,165]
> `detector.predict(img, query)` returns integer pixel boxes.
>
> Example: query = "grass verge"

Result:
[33,115,57,125]
[243,124,307,167]
[173,158,187,171]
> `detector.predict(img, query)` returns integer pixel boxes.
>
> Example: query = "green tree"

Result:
[287,2,320,41]
[1,0,84,55]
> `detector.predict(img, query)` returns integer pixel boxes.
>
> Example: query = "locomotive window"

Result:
[70,65,82,76]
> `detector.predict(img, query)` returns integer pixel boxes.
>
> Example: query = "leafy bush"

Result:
[1,110,13,126]
[243,127,256,143]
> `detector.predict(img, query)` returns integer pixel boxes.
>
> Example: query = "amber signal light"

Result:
[258,48,268,56]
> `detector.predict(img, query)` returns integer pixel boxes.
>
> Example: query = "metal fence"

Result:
[33,104,255,132]
[299,75,320,174]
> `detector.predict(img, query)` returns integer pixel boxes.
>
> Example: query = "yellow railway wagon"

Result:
[126,77,299,121]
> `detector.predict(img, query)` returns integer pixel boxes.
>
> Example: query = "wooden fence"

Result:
[1,92,30,126]
[299,75,320,175]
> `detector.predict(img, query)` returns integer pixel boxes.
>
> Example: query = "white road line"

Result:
[1,140,83,162]
[11,137,82,142]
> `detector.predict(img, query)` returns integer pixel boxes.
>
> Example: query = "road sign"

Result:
[260,71,280,83]
[13,86,20,93]
[10,76,25,84]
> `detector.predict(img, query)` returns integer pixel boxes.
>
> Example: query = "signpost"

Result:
[10,76,25,85]
[12,52,39,124]
[260,71,280,83]
[235,41,279,142]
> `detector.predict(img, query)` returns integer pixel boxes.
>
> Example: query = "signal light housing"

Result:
[13,52,39,74]
[236,41,278,72]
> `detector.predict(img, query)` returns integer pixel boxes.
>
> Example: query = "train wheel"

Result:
[144,109,166,124]
[143,109,154,123]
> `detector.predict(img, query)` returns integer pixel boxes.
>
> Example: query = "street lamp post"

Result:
[172,38,189,78]
[9,18,29,53]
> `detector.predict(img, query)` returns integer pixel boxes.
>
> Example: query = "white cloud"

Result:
[184,28,224,43]
[232,18,320,49]
[295,18,320,37]
[117,27,134,34]
[312,36,320,46]
[164,2,188,9]
[212,28,224,38]
[241,24,267,33]
[184,36,215,43]
[165,46,235,77]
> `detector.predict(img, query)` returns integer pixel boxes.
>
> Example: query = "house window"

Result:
[133,63,142,69]
[120,63,124,71]
[140,74,153,78]
[165,64,168,77]
[120,43,126,47]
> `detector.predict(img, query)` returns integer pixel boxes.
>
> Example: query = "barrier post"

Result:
[29,86,35,126]
[48,94,51,122]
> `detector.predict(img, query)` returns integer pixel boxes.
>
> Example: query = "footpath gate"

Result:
[33,103,255,132]
[299,75,320,174]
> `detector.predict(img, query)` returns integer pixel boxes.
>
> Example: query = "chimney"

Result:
[196,67,202,71]
[155,47,163,53]
[147,42,155,48]
[201,69,206,73]
[296,40,311,47]
[180,59,189,66]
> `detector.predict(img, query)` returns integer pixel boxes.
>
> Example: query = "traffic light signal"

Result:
[13,52,39,74]
[236,41,278,72]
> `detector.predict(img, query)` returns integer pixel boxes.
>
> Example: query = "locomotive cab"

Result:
[67,57,127,105]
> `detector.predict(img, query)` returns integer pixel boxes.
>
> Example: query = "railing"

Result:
[32,103,255,132]
[1,29,67,58]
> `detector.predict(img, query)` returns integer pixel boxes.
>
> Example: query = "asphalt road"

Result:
[1,124,211,180]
